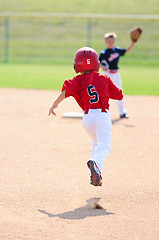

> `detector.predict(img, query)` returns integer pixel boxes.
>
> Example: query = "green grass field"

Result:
[0,17,158,65]
[0,0,159,65]
[1,0,159,14]
[0,64,159,95]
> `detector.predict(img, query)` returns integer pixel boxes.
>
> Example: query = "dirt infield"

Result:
[0,88,159,240]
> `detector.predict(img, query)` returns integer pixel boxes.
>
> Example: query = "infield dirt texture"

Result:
[0,88,158,240]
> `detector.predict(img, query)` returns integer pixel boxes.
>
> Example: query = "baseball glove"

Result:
[130,27,142,43]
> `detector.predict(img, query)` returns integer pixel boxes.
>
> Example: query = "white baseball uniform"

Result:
[99,47,127,116]
[103,70,126,115]
[83,109,112,172]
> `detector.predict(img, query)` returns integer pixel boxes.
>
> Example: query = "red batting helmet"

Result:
[73,47,100,73]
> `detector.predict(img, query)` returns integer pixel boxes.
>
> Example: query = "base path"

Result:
[0,88,158,240]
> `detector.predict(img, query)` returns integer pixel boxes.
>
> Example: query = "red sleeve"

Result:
[108,77,123,100]
[62,77,78,98]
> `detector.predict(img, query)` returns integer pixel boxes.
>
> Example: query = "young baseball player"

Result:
[99,32,135,118]
[49,47,123,187]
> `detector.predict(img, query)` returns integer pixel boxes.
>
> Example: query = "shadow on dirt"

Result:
[38,198,114,220]
[111,118,122,125]
[112,118,135,127]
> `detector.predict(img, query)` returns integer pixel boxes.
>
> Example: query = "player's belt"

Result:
[109,70,118,73]
[84,108,107,114]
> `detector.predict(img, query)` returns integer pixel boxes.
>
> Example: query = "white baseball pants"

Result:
[103,71,127,115]
[83,109,112,172]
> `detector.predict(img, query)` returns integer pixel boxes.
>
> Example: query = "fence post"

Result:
[4,17,9,63]
[87,18,92,47]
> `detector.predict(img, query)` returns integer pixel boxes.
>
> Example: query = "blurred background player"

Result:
[99,32,134,119]
[49,47,123,187]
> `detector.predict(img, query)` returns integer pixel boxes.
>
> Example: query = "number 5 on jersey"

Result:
[87,85,99,104]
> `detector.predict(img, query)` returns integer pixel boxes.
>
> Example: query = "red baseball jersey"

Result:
[62,71,123,112]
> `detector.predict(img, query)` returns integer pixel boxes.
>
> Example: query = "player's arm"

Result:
[126,42,135,54]
[108,77,123,100]
[99,53,109,71]
[49,90,66,116]
[100,63,109,71]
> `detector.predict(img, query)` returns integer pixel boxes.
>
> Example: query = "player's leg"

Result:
[90,138,97,161]
[83,113,102,186]
[87,111,112,186]
[110,72,127,117]
[93,111,112,172]
[83,113,97,160]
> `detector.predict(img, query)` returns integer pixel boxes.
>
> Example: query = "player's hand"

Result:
[102,66,109,71]
[49,104,57,116]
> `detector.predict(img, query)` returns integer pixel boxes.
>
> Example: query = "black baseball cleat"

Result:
[87,160,102,186]
[120,113,129,119]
